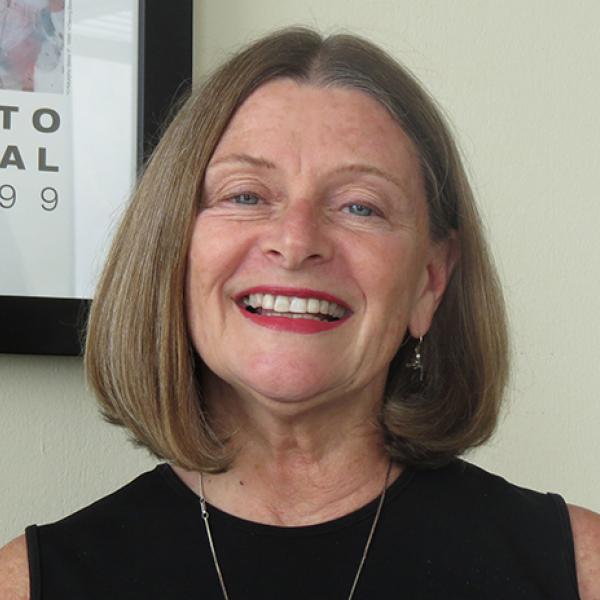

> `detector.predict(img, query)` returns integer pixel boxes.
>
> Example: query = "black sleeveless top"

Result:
[26,460,580,599]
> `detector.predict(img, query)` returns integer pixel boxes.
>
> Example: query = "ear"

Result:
[408,232,459,338]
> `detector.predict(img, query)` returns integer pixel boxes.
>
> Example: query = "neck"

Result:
[174,373,400,526]
[177,449,396,527]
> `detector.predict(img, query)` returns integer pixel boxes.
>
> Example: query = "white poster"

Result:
[0,0,137,298]
[0,0,72,297]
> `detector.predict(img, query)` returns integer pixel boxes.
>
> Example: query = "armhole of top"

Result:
[25,525,41,600]
[547,493,581,600]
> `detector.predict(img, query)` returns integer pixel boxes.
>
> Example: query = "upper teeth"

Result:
[243,294,346,318]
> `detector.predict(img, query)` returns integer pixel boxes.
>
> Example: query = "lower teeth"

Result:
[245,306,336,322]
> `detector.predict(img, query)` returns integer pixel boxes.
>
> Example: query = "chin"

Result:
[236,363,336,406]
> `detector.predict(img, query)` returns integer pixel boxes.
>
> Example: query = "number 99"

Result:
[0,184,16,209]
[41,187,58,211]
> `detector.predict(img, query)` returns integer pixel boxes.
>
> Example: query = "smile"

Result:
[243,293,346,321]
[235,287,352,334]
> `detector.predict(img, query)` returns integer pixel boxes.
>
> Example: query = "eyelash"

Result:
[231,192,261,205]
[227,192,382,219]
[342,203,380,218]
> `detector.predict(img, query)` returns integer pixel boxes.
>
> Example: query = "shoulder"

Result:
[410,461,572,549]
[0,467,170,598]
[31,466,171,555]
[45,465,168,532]
[568,504,600,600]
[0,535,29,600]
[420,459,555,511]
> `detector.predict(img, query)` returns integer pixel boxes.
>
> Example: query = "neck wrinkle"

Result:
[193,366,397,525]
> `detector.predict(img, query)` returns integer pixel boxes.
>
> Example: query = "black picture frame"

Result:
[0,0,193,357]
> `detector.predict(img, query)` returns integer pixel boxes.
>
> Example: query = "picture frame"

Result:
[0,0,193,356]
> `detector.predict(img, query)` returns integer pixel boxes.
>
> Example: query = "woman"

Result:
[1,27,598,599]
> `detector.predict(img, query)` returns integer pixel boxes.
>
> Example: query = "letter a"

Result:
[0,146,26,170]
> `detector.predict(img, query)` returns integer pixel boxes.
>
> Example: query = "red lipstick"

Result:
[234,286,352,335]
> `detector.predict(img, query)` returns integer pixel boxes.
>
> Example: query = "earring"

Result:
[406,336,424,382]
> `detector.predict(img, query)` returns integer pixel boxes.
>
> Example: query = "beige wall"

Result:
[1,0,599,545]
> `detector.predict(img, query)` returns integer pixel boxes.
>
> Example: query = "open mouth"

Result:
[241,293,347,323]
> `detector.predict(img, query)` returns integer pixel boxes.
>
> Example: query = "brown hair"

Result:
[85,27,509,471]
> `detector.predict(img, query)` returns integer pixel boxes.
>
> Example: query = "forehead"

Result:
[210,79,423,186]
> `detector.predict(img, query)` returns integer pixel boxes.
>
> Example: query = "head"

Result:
[85,27,508,471]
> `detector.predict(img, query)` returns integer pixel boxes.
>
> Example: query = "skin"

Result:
[1,80,598,597]
[183,79,453,525]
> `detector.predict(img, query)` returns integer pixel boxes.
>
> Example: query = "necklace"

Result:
[198,460,392,600]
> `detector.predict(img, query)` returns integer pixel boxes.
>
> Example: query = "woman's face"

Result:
[186,79,452,411]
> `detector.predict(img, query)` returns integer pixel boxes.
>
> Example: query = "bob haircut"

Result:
[85,27,509,472]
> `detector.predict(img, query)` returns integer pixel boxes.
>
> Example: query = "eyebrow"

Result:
[208,153,276,170]
[207,153,408,195]
[332,164,408,196]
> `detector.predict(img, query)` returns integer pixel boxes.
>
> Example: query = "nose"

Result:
[259,199,333,270]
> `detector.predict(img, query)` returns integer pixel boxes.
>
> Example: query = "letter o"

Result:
[33,108,60,133]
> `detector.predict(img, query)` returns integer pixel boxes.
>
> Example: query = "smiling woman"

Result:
[1,26,599,600]
[186,79,445,410]
[86,31,498,476]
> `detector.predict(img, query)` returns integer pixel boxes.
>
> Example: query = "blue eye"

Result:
[232,193,260,205]
[346,203,374,217]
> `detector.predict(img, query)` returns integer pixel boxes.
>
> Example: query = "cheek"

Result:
[186,222,230,340]
[188,217,245,288]
[349,235,424,343]
[185,217,256,342]
[350,233,423,300]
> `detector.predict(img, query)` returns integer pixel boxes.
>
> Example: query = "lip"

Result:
[234,286,353,335]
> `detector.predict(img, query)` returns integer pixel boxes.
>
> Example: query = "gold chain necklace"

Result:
[198,460,392,600]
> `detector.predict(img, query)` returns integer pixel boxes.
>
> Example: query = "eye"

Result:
[344,203,377,217]
[231,192,260,205]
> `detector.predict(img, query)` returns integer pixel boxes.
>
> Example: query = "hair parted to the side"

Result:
[85,27,509,472]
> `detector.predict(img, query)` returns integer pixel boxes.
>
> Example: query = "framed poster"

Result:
[0,0,193,355]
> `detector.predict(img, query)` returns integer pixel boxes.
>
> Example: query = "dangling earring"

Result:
[406,336,424,382]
